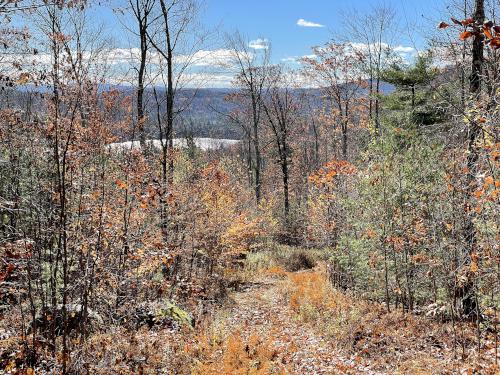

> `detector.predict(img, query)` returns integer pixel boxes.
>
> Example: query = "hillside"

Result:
[0,0,499,374]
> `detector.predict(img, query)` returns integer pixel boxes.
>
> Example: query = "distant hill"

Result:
[2,82,394,140]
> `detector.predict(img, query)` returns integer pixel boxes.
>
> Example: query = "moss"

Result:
[157,300,194,328]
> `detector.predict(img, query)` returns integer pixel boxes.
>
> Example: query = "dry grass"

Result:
[284,267,500,374]
[191,330,285,375]
[265,266,288,278]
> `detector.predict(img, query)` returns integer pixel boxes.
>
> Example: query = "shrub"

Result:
[282,251,316,272]
[191,331,283,374]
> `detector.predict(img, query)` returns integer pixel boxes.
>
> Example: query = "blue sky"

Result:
[21,0,448,87]
[92,0,444,62]
[201,0,441,62]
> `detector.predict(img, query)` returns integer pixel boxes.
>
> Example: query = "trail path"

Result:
[212,277,379,374]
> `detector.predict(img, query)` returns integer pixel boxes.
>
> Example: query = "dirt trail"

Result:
[215,277,379,374]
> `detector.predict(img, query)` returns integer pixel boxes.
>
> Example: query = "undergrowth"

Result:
[283,267,500,374]
[191,330,285,374]
[243,244,332,277]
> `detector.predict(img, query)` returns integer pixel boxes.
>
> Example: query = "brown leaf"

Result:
[438,22,449,29]
[15,72,30,85]
[470,261,478,273]
[115,179,128,190]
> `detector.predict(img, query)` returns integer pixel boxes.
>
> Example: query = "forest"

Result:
[0,0,499,373]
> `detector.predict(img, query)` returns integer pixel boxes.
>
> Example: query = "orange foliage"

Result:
[308,160,357,187]
[192,331,284,375]
[222,214,266,256]
[440,17,500,49]
[285,269,500,373]
[287,270,349,320]
[266,266,288,278]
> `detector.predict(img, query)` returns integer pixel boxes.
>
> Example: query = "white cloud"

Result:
[286,70,321,88]
[177,49,237,67]
[281,54,316,64]
[104,48,236,68]
[0,47,241,88]
[297,19,324,28]
[7,48,238,70]
[394,45,416,54]
[423,46,460,69]
[348,42,417,62]
[248,38,269,50]
[349,42,390,53]
[180,72,235,88]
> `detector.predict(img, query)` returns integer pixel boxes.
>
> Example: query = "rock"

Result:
[133,299,194,329]
[158,300,194,328]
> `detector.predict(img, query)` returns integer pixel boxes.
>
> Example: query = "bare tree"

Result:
[261,65,299,220]
[461,0,484,319]
[226,32,271,203]
[302,42,367,160]
[20,4,110,371]
[129,0,155,147]
[342,4,396,132]
[145,0,207,241]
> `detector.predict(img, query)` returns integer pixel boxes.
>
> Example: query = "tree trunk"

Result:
[252,95,262,203]
[374,46,382,133]
[158,0,175,242]
[342,104,348,160]
[137,24,147,148]
[281,151,289,218]
[311,119,320,168]
[411,85,416,109]
[461,0,484,319]
[342,122,348,160]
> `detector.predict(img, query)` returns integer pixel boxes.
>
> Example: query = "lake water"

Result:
[108,138,240,151]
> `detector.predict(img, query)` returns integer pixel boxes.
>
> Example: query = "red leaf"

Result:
[484,28,493,39]
[0,264,16,282]
[451,17,462,25]
[490,38,500,49]
[493,26,500,34]
[438,22,450,29]
[483,20,494,28]
[461,18,474,26]
[459,31,474,40]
